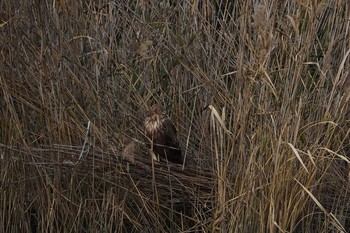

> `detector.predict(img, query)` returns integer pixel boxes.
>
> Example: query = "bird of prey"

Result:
[144,104,183,164]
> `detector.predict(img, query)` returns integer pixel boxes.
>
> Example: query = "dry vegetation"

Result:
[1,0,350,232]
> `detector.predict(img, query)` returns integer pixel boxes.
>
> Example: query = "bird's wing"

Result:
[162,117,180,149]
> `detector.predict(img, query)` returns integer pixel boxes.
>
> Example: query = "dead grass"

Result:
[1,0,350,232]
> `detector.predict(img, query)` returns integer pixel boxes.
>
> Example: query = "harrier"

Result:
[144,104,183,164]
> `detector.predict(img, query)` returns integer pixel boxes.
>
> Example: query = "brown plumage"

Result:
[144,104,183,164]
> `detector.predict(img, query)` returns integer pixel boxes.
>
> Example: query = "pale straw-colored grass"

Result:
[1,0,349,232]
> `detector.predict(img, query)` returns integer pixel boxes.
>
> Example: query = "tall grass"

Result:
[1,0,350,232]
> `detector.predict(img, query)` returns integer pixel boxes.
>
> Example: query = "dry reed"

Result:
[1,0,350,232]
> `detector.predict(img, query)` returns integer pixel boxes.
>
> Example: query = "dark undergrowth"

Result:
[1,0,350,232]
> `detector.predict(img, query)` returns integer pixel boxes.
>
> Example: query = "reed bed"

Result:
[1,0,350,232]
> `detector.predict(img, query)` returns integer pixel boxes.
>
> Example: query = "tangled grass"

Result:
[1,0,350,232]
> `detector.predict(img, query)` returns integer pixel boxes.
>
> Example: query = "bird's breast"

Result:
[144,115,165,135]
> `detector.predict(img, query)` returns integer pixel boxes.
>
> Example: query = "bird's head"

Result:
[149,104,163,115]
